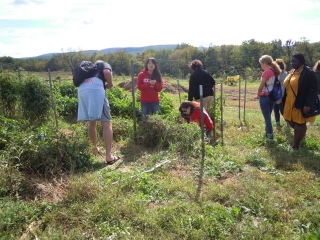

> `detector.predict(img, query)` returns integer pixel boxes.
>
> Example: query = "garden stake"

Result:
[131,61,137,143]
[48,68,58,130]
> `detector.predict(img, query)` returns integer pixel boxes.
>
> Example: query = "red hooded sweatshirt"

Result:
[190,102,214,131]
[137,69,163,103]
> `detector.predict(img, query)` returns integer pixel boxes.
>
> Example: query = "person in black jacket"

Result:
[283,53,318,149]
[187,59,215,111]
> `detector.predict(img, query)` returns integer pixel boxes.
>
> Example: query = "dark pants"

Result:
[274,102,284,123]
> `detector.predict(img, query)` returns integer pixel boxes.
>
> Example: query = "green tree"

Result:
[295,38,314,66]
[239,39,267,69]
[106,51,132,75]
[60,48,89,73]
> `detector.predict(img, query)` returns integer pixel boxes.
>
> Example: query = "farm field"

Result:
[1,72,320,239]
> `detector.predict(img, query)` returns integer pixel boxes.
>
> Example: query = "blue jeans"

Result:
[259,96,275,139]
[141,102,160,121]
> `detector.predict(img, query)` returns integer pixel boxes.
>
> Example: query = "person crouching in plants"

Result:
[179,101,214,138]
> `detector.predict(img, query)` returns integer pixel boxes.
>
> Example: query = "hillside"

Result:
[26,44,178,59]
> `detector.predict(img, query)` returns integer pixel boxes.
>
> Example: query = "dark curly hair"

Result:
[178,101,200,122]
[188,59,203,71]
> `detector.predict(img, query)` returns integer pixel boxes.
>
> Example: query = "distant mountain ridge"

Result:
[31,44,178,59]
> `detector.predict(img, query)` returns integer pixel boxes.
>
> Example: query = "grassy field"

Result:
[1,75,320,239]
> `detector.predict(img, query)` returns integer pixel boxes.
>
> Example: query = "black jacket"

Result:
[188,68,215,101]
[283,66,318,109]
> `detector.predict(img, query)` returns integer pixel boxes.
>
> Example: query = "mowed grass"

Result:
[1,76,320,239]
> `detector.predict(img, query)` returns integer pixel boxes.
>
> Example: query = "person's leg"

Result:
[150,102,160,115]
[100,98,118,163]
[274,104,280,125]
[259,97,274,139]
[141,102,149,122]
[203,96,214,111]
[102,121,114,161]
[292,122,307,149]
[88,121,99,155]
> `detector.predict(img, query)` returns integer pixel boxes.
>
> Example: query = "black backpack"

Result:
[72,61,99,87]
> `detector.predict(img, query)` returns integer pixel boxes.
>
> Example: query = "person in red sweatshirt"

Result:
[137,57,163,121]
[179,101,214,138]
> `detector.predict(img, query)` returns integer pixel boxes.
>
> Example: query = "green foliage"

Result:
[54,82,78,118]
[0,118,92,180]
[108,86,137,118]
[136,114,201,152]
[111,116,134,141]
[57,81,78,98]
[1,74,320,239]
[0,71,19,117]
[55,96,78,118]
[208,93,225,124]
[205,154,243,178]
[0,198,45,237]
[107,87,174,120]
[18,75,51,125]
[245,150,268,168]
[159,91,174,117]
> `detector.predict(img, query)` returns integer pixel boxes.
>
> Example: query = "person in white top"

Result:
[254,55,282,141]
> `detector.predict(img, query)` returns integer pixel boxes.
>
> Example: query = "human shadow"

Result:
[265,124,320,177]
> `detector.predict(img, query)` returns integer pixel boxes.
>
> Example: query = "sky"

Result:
[1,0,320,58]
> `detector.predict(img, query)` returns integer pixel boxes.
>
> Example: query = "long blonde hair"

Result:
[259,55,282,75]
[313,60,320,71]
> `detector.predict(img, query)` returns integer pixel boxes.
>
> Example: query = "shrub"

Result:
[159,91,174,117]
[1,120,92,178]
[55,95,78,119]
[0,71,19,117]
[58,82,78,98]
[111,116,135,141]
[18,75,51,125]
[108,86,140,119]
[136,114,201,153]
[53,82,78,119]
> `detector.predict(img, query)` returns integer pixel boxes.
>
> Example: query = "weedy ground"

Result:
[1,78,320,240]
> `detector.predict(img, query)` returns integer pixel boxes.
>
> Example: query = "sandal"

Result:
[106,156,120,165]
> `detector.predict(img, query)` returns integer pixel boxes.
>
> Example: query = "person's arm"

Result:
[103,68,113,89]
[303,71,318,113]
[153,81,163,92]
[254,76,268,99]
[138,74,151,91]
[203,112,214,131]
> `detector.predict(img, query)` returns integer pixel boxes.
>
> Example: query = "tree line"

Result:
[1,39,320,80]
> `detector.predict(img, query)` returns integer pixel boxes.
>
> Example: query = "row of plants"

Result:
[0,71,212,198]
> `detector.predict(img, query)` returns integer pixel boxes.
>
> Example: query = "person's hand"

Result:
[150,80,156,85]
[276,100,281,104]
[254,95,259,100]
[150,80,156,87]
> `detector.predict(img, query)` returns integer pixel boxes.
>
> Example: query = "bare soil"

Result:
[118,80,260,109]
